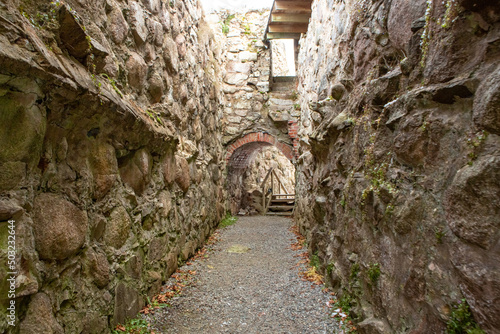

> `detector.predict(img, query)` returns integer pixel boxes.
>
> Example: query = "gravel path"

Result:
[145,216,340,333]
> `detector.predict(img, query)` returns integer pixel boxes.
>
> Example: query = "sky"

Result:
[199,0,274,12]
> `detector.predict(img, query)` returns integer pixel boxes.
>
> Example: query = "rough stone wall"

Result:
[0,0,226,332]
[270,40,291,77]
[295,0,500,333]
[205,10,297,214]
[205,10,295,145]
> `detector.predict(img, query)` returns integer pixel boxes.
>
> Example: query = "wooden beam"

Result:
[266,32,302,39]
[274,1,312,12]
[271,13,310,23]
[268,23,308,33]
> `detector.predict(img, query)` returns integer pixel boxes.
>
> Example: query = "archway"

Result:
[226,132,296,215]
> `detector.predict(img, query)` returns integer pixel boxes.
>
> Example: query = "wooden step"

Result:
[268,205,294,210]
[270,199,295,203]
[266,211,293,216]
[272,193,295,197]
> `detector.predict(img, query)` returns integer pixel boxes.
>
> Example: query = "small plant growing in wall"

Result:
[385,203,395,216]
[435,227,445,244]
[466,130,488,166]
[367,263,380,284]
[221,14,235,35]
[310,252,321,271]
[350,263,360,281]
[446,299,484,334]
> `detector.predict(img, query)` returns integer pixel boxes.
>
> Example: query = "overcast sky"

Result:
[199,0,274,12]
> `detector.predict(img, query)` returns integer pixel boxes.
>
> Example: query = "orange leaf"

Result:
[115,325,126,331]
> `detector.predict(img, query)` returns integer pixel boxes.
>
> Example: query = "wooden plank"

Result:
[266,212,293,216]
[275,1,312,12]
[266,32,302,39]
[271,13,310,23]
[273,0,311,11]
[268,23,308,33]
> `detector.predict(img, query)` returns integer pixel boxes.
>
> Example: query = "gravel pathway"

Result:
[145,216,340,333]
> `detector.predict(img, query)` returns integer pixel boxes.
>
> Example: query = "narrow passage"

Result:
[146,216,339,333]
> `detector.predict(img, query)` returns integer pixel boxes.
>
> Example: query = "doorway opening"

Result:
[227,143,295,216]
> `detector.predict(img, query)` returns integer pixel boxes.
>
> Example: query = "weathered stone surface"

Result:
[33,193,88,260]
[108,7,129,44]
[162,149,176,185]
[112,283,144,326]
[129,1,148,45]
[175,34,187,59]
[0,199,22,221]
[0,0,226,332]
[175,155,190,192]
[227,61,252,74]
[0,87,46,168]
[163,36,179,74]
[104,206,131,249]
[126,52,148,90]
[20,293,63,334]
[473,67,500,135]
[58,5,89,60]
[293,0,500,332]
[86,248,110,288]
[89,143,118,200]
[0,162,26,191]
[148,73,165,103]
[143,0,160,14]
[239,51,258,62]
[119,148,152,195]
[445,156,500,249]
[387,0,426,51]
[224,72,249,85]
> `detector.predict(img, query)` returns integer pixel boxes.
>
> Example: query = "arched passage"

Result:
[226,132,295,167]
[226,132,296,214]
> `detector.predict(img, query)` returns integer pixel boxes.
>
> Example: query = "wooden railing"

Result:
[260,167,294,214]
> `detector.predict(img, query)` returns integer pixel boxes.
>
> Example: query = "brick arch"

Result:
[226,132,294,169]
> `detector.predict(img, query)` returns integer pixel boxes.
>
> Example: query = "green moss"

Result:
[367,263,380,283]
[440,0,461,29]
[326,263,334,275]
[350,263,360,281]
[446,299,484,334]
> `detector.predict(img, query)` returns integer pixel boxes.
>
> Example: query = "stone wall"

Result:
[205,9,298,214]
[0,0,226,332]
[295,0,500,333]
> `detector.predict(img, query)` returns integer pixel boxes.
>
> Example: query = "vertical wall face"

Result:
[295,0,500,332]
[205,10,297,213]
[0,0,226,331]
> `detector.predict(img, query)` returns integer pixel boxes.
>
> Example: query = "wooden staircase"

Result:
[266,193,295,216]
[261,167,295,216]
